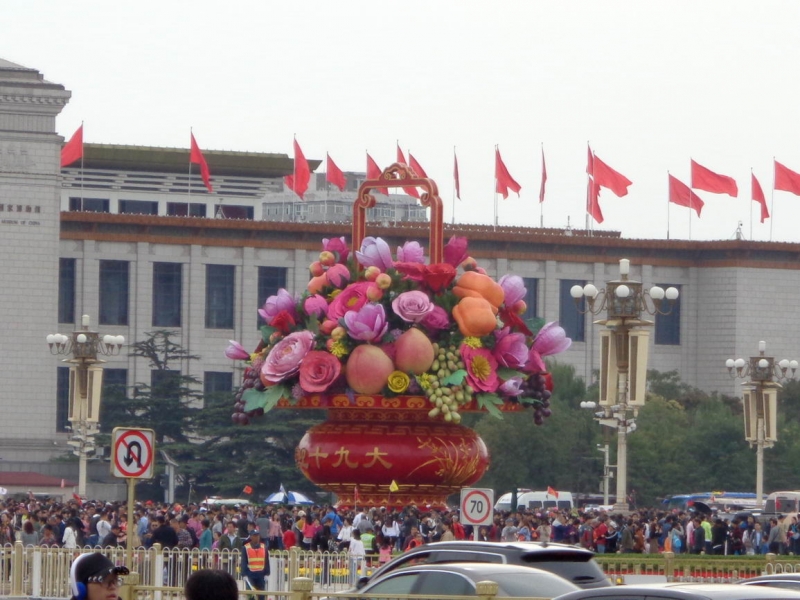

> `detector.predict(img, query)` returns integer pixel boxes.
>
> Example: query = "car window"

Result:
[520,555,607,585]
[745,581,800,589]
[363,573,421,597]
[491,572,578,598]
[416,572,475,597]
[427,551,505,565]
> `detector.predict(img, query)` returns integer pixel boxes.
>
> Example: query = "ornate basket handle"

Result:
[352,163,444,263]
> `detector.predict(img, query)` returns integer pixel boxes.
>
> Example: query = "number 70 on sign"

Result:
[460,488,494,527]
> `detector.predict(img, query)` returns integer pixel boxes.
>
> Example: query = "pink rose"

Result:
[420,305,450,331]
[392,290,435,323]
[261,331,315,383]
[304,294,328,319]
[299,350,342,393]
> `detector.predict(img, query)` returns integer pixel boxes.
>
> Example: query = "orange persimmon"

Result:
[452,271,505,312]
[452,297,498,337]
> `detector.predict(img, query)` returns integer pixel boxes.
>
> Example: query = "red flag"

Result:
[454,150,461,200]
[586,144,594,176]
[669,174,704,216]
[60,478,65,489]
[408,152,428,178]
[72,493,83,506]
[396,145,420,198]
[495,148,521,199]
[190,133,213,192]
[752,173,769,223]
[587,179,604,224]
[61,125,83,168]
[242,485,253,495]
[539,148,547,203]
[690,159,738,197]
[366,154,389,195]
[326,153,346,191]
[284,138,311,200]
[592,153,632,197]
[353,485,360,504]
[547,486,559,499]
[775,160,800,196]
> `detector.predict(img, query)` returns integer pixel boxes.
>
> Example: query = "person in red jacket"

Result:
[282,523,297,549]
[451,515,466,540]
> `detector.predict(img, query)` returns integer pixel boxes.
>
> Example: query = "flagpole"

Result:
[666,172,671,240]
[770,157,776,242]
[188,127,193,204]
[452,146,456,226]
[292,134,297,223]
[539,143,544,228]
[494,145,498,229]
[79,121,84,208]
[585,142,591,233]
[749,168,754,241]
[325,152,329,221]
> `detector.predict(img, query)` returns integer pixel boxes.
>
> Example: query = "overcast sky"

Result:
[4,1,800,242]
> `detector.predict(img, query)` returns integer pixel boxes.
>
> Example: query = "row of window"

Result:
[58,261,680,344]
[69,198,254,219]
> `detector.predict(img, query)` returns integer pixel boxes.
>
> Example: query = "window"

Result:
[416,573,473,597]
[99,260,129,325]
[364,574,420,596]
[204,372,233,406]
[167,202,207,217]
[257,266,288,327]
[655,284,681,345]
[215,205,254,219]
[118,200,158,215]
[559,279,585,342]
[206,264,235,329]
[69,197,109,212]
[153,262,182,327]
[59,258,76,324]
[56,366,70,432]
[521,277,538,321]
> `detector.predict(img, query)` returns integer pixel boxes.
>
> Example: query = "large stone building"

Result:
[4,57,800,490]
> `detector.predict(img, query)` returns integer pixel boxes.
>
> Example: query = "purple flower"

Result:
[493,328,529,369]
[355,236,393,271]
[533,322,572,356]
[304,294,328,319]
[420,305,450,331]
[343,303,389,342]
[322,236,349,263]
[259,289,297,323]
[261,331,315,383]
[397,241,425,264]
[224,340,250,361]
[392,290,435,323]
[499,377,524,397]
[498,274,526,307]
[443,236,469,267]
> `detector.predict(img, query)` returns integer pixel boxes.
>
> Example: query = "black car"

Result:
[554,582,800,600]
[355,541,611,590]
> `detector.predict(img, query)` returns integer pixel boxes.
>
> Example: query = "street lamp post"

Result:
[573,259,679,513]
[47,315,124,497]
[598,443,611,506]
[726,341,797,508]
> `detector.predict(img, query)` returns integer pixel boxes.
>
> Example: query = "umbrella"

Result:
[264,489,314,505]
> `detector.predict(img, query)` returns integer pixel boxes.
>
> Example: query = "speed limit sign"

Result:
[460,488,494,527]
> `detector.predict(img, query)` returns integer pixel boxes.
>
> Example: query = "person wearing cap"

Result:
[69,552,129,600]
[101,523,123,548]
[241,527,270,593]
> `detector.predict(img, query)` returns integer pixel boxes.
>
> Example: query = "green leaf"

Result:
[477,392,504,419]
[305,316,320,335]
[441,369,467,386]
[242,388,268,412]
[260,325,277,344]
[497,368,526,381]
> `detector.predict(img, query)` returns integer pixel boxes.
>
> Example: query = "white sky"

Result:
[4,0,800,242]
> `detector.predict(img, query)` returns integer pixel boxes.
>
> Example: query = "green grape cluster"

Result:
[425,343,474,423]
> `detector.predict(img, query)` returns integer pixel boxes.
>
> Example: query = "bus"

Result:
[661,492,758,512]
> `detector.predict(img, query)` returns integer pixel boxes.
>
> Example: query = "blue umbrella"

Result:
[264,489,314,505]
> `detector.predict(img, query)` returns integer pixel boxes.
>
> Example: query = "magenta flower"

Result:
[443,236,469,267]
[322,236,349,263]
[225,340,250,361]
[304,294,328,319]
[261,331,315,383]
[392,290,435,323]
[327,281,371,321]
[325,263,351,289]
[259,289,297,322]
[498,274,526,307]
[356,236,393,271]
[533,322,572,356]
[397,241,425,264]
[343,303,388,342]
[420,305,450,331]
[526,349,546,373]
[493,328,529,369]
[499,377,524,397]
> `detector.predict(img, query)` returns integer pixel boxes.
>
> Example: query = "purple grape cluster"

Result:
[522,373,553,426]
[231,367,265,425]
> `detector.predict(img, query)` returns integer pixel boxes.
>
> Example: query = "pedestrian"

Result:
[185,569,238,600]
[241,528,270,593]
[68,552,129,600]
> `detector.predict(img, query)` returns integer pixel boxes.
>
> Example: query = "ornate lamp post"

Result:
[572,259,679,512]
[726,341,797,507]
[47,315,125,497]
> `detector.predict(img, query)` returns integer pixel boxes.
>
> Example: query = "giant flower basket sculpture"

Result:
[226,164,571,507]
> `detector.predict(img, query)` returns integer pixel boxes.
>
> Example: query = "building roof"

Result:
[0,471,76,487]
[74,143,322,179]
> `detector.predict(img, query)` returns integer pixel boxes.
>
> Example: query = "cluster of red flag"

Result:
[583,145,633,224]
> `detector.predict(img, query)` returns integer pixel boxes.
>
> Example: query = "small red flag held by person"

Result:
[354,485,360,504]
[72,493,83,506]
[242,485,253,495]
[495,147,522,199]
[366,153,389,195]
[190,133,213,192]
[592,153,632,197]
[752,172,769,223]
[284,138,311,200]
[539,147,547,203]
[396,145,420,198]
[408,152,429,178]
[775,160,800,196]
[587,179,604,224]
[454,150,461,200]
[547,486,559,498]
[669,174,704,216]
[61,124,84,168]
[690,159,738,197]
[326,153,346,191]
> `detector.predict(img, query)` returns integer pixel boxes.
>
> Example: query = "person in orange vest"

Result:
[241,528,270,592]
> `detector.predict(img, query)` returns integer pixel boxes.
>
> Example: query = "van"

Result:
[495,490,574,512]
[765,491,800,514]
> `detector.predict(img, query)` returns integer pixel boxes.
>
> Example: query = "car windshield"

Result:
[520,554,607,585]
[492,572,578,598]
